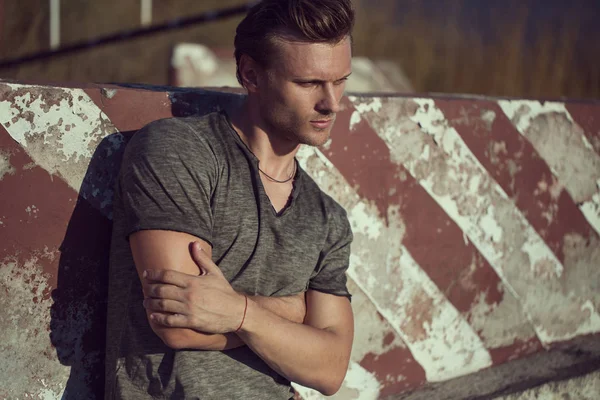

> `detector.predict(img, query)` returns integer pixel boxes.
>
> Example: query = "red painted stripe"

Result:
[324,98,531,363]
[84,87,172,133]
[360,342,427,396]
[0,125,76,284]
[565,103,600,155]
[436,99,598,265]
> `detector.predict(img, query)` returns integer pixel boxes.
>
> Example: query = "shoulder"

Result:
[124,114,228,163]
[130,114,222,150]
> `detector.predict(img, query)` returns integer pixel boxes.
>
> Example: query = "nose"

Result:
[316,83,341,115]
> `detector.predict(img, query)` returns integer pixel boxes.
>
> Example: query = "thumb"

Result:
[190,241,220,276]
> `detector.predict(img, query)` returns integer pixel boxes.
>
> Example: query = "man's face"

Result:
[255,36,352,147]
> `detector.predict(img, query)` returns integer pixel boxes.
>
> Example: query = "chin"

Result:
[298,132,331,147]
[296,126,333,147]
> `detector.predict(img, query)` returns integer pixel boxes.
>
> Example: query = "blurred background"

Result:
[1,0,599,98]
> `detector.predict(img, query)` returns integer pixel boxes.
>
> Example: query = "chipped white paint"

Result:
[481,109,496,127]
[579,179,600,244]
[0,149,15,180]
[352,97,382,115]
[293,362,381,400]
[338,362,381,400]
[0,84,118,192]
[298,146,493,382]
[101,88,118,99]
[350,110,362,131]
[350,96,600,344]
[346,278,408,362]
[498,100,576,133]
[349,202,383,240]
[0,250,67,399]
[467,290,537,348]
[25,205,39,218]
[498,100,600,237]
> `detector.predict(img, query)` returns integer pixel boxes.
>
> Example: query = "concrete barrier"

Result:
[0,82,599,399]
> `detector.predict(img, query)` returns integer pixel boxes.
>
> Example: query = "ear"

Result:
[238,54,261,93]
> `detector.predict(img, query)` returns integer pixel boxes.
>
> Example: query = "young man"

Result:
[105,0,355,398]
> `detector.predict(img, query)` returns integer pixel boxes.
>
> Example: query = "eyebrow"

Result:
[293,72,352,83]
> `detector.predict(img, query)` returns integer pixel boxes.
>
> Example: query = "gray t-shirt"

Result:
[105,111,353,399]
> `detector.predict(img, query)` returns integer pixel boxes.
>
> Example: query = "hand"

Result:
[142,242,246,334]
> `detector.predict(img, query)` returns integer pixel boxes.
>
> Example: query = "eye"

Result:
[334,78,348,86]
[296,81,317,88]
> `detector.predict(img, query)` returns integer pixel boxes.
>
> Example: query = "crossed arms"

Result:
[130,229,354,396]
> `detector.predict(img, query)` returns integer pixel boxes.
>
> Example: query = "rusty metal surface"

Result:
[0,82,599,399]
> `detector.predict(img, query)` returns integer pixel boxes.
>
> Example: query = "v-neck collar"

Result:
[219,110,304,218]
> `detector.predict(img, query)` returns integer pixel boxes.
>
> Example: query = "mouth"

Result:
[310,119,334,129]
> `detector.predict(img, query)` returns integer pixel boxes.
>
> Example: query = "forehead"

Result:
[271,37,352,79]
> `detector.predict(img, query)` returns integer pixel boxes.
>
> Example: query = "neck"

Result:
[229,99,300,179]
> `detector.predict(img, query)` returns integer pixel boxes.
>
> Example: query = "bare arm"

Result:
[237,290,353,395]
[144,247,354,395]
[130,230,305,350]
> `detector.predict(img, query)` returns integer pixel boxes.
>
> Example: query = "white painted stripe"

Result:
[349,96,600,344]
[580,179,600,235]
[141,0,152,26]
[0,83,119,219]
[297,146,493,382]
[498,100,600,238]
[50,0,60,49]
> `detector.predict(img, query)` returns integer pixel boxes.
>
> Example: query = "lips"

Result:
[310,119,334,129]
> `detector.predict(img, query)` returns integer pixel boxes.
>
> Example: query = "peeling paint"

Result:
[350,96,600,345]
[2,83,600,399]
[294,362,381,400]
[0,149,15,180]
[298,146,492,382]
[498,100,576,133]
[0,84,118,192]
[346,279,408,363]
[562,233,600,312]
[480,109,496,129]
[350,111,362,131]
[467,290,536,348]
[25,205,40,218]
[0,250,67,399]
[100,88,117,99]
[499,101,600,237]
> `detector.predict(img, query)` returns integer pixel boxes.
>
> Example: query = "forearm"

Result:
[154,293,304,350]
[149,308,243,351]
[236,299,351,396]
[248,292,305,324]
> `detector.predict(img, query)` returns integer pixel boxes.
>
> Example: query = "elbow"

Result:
[318,380,343,397]
[314,369,346,396]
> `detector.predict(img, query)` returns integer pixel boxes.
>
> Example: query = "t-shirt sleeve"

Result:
[308,207,353,298]
[117,118,218,245]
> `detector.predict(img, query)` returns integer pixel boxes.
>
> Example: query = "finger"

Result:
[143,269,190,287]
[149,312,193,328]
[144,283,186,301]
[143,298,187,314]
[190,242,222,276]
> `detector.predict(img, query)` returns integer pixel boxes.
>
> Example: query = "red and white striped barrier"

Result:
[0,82,598,399]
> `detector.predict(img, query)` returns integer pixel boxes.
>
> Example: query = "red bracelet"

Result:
[234,295,248,333]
